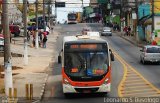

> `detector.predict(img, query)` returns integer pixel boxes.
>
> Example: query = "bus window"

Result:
[64,51,109,77]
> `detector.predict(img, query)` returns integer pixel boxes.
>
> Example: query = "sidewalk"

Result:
[0,30,59,101]
[115,31,148,48]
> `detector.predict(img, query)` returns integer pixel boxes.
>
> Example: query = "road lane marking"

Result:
[122,85,151,89]
[123,82,149,86]
[127,64,160,94]
[122,88,156,94]
[123,91,159,96]
[110,47,160,97]
[125,76,141,79]
[124,80,144,83]
[126,73,138,76]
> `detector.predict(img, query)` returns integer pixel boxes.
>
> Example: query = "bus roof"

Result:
[63,35,107,44]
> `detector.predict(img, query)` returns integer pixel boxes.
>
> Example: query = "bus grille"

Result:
[74,87,99,93]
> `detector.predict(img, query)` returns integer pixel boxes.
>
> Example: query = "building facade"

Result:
[0,0,22,24]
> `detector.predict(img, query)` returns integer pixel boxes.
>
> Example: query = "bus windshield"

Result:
[68,14,76,20]
[64,51,109,77]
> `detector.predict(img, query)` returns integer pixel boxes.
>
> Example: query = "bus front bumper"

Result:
[63,83,111,93]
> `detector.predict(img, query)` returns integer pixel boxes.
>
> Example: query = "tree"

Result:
[16,1,43,16]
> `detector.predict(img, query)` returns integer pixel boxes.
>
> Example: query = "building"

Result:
[0,0,22,24]
[120,0,151,40]
[137,1,160,45]
[88,0,101,23]
[53,0,89,23]
[9,0,23,24]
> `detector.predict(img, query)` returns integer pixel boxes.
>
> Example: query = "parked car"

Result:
[9,25,21,37]
[0,24,21,37]
[140,45,160,64]
[101,27,112,36]
[0,34,4,51]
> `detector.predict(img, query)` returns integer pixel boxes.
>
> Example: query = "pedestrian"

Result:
[117,25,120,31]
[42,31,48,48]
[31,30,35,47]
[46,26,50,35]
[151,40,157,45]
[123,26,128,36]
[32,33,35,47]
[127,26,131,36]
[27,30,30,42]
[38,30,43,47]
[113,23,117,31]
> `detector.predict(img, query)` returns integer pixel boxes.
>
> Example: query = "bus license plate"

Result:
[83,90,91,93]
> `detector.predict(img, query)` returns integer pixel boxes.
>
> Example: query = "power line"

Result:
[1,2,91,4]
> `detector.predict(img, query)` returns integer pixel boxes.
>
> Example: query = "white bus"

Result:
[58,33,114,96]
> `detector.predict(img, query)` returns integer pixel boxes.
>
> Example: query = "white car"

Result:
[140,45,160,64]
[101,27,112,36]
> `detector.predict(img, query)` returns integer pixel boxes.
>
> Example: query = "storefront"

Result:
[89,13,101,23]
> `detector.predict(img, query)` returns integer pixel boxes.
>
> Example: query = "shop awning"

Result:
[144,18,152,25]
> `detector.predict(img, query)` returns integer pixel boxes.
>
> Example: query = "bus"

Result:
[76,12,82,23]
[67,13,77,24]
[58,33,114,96]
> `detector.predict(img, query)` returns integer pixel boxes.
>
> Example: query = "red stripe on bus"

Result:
[62,67,111,87]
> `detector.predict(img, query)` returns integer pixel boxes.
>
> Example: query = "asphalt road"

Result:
[42,23,160,103]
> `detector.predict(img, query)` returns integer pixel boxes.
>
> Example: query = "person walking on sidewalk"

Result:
[127,26,131,36]
[38,29,43,47]
[42,31,48,48]
[32,31,36,47]
[46,26,50,35]
[123,26,128,36]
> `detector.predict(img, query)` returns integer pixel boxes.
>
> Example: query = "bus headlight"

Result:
[63,78,70,85]
[103,78,109,84]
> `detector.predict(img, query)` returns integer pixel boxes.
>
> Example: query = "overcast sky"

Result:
[18,0,90,23]
[54,0,90,23]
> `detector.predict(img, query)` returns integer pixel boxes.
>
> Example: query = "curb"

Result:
[116,32,144,48]
[39,74,48,102]
[34,29,59,102]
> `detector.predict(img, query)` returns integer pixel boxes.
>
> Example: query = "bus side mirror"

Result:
[109,49,114,61]
[58,49,63,64]
[58,55,61,64]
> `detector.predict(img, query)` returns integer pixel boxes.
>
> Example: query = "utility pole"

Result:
[81,0,84,22]
[55,0,57,23]
[2,0,13,95]
[82,0,84,9]
[43,0,46,31]
[23,0,28,65]
[35,0,39,49]
[48,0,51,24]
[152,0,154,33]
[135,0,139,45]
[120,0,123,32]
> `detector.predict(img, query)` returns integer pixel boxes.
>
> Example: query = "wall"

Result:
[145,25,152,43]
[154,16,160,30]
[138,26,145,40]
[138,4,150,19]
